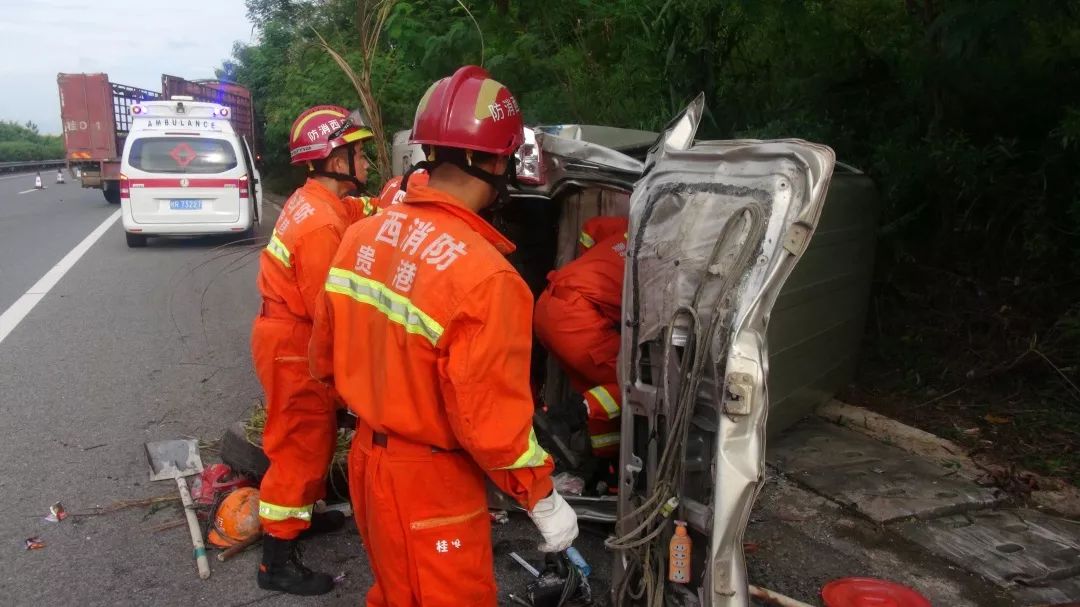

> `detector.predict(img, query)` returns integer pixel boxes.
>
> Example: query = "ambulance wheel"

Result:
[125,233,147,248]
[220,422,269,480]
[238,224,257,243]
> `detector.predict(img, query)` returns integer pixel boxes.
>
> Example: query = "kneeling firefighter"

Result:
[534,227,629,464]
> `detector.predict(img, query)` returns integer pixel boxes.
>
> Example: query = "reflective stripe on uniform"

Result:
[578,231,596,249]
[587,385,621,419]
[590,432,621,449]
[362,196,376,217]
[324,267,444,345]
[258,500,313,522]
[266,230,292,268]
[498,428,550,470]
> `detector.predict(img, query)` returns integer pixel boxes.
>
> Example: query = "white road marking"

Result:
[18,188,42,194]
[0,210,121,345]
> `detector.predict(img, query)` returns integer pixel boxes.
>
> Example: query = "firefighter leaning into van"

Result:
[309,65,579,605]
[251,105,379,596]
[534,215,629,477]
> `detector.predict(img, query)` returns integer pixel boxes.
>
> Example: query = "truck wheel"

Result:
[125,232,147,248]
[103,182,121,205]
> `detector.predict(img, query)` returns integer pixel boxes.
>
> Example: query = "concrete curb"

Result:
[815,399,982,480]
[816,399,1080,518]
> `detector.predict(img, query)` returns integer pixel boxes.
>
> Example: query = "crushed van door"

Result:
[610,96,835,606]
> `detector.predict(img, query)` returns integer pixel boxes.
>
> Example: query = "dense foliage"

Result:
[225,0,1080,479]
[0,121,65,162]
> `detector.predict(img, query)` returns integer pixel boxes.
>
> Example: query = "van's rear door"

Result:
[125,135,242,224]
[241,136,262,226]
[613,96,836,606]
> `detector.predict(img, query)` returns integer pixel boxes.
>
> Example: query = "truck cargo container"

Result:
[57,73,255,204]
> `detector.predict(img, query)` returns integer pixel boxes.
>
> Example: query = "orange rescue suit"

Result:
[375,169,429,211]
[252,179,376,539]
[535,231,628,457]
[577,216,628,254]
[310,184,553,606]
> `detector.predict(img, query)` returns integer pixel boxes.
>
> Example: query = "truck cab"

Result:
[119,96,262,247]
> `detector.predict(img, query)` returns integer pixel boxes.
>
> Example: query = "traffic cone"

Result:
[34,174,43,189]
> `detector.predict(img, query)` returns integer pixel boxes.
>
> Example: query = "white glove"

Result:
[528,490,579,552]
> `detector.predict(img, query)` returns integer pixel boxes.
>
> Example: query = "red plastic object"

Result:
[191,463,253,506]
[822,577,932,607]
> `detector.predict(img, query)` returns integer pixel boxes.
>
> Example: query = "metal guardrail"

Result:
[0,159,67,174]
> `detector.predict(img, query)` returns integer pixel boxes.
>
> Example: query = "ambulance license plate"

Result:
[170,199,202,210]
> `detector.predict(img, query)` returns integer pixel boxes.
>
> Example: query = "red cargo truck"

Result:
[57,73,256,204]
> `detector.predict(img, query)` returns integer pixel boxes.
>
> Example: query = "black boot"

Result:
[257,536,335,596]
[299,510,346,538]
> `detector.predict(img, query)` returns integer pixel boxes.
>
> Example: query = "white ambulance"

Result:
[119,96,262,247]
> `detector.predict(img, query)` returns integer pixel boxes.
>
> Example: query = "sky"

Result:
[0,0,256,134]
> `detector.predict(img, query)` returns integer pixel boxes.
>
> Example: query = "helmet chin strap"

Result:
[411,149,517,212]
[310,145,364,191]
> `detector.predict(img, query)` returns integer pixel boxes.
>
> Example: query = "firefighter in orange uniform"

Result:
[252,105,377,596]
[534,230,629,460]
[577,215,628,254]
[375,167,428,210]
[310,66,578,605]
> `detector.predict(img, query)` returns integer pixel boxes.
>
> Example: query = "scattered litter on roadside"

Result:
[44,502,67,523]
[24,537,45,550]
[984,413,1012,425]
[334,572,346,584]
[552,472,585,496]
[743,542,760,554]
[191,463,254,507]
[489,510,509,525]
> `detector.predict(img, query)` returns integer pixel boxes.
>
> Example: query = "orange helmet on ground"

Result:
[208,487,262,548]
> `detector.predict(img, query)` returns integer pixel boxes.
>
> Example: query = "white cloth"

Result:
[528,490,579,552]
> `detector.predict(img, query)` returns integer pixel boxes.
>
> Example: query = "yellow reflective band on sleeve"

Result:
[363,197,376,217]
[498,428,550,470]
[590,432,621,449]
[324,267,444,345]
[266,230,292,268]
[587,385,621,420]
[578,231,596,249]
[258,500,313,522]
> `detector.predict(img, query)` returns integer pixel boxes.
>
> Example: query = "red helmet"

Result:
[289,105,374,165]
[410,66,523,156]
